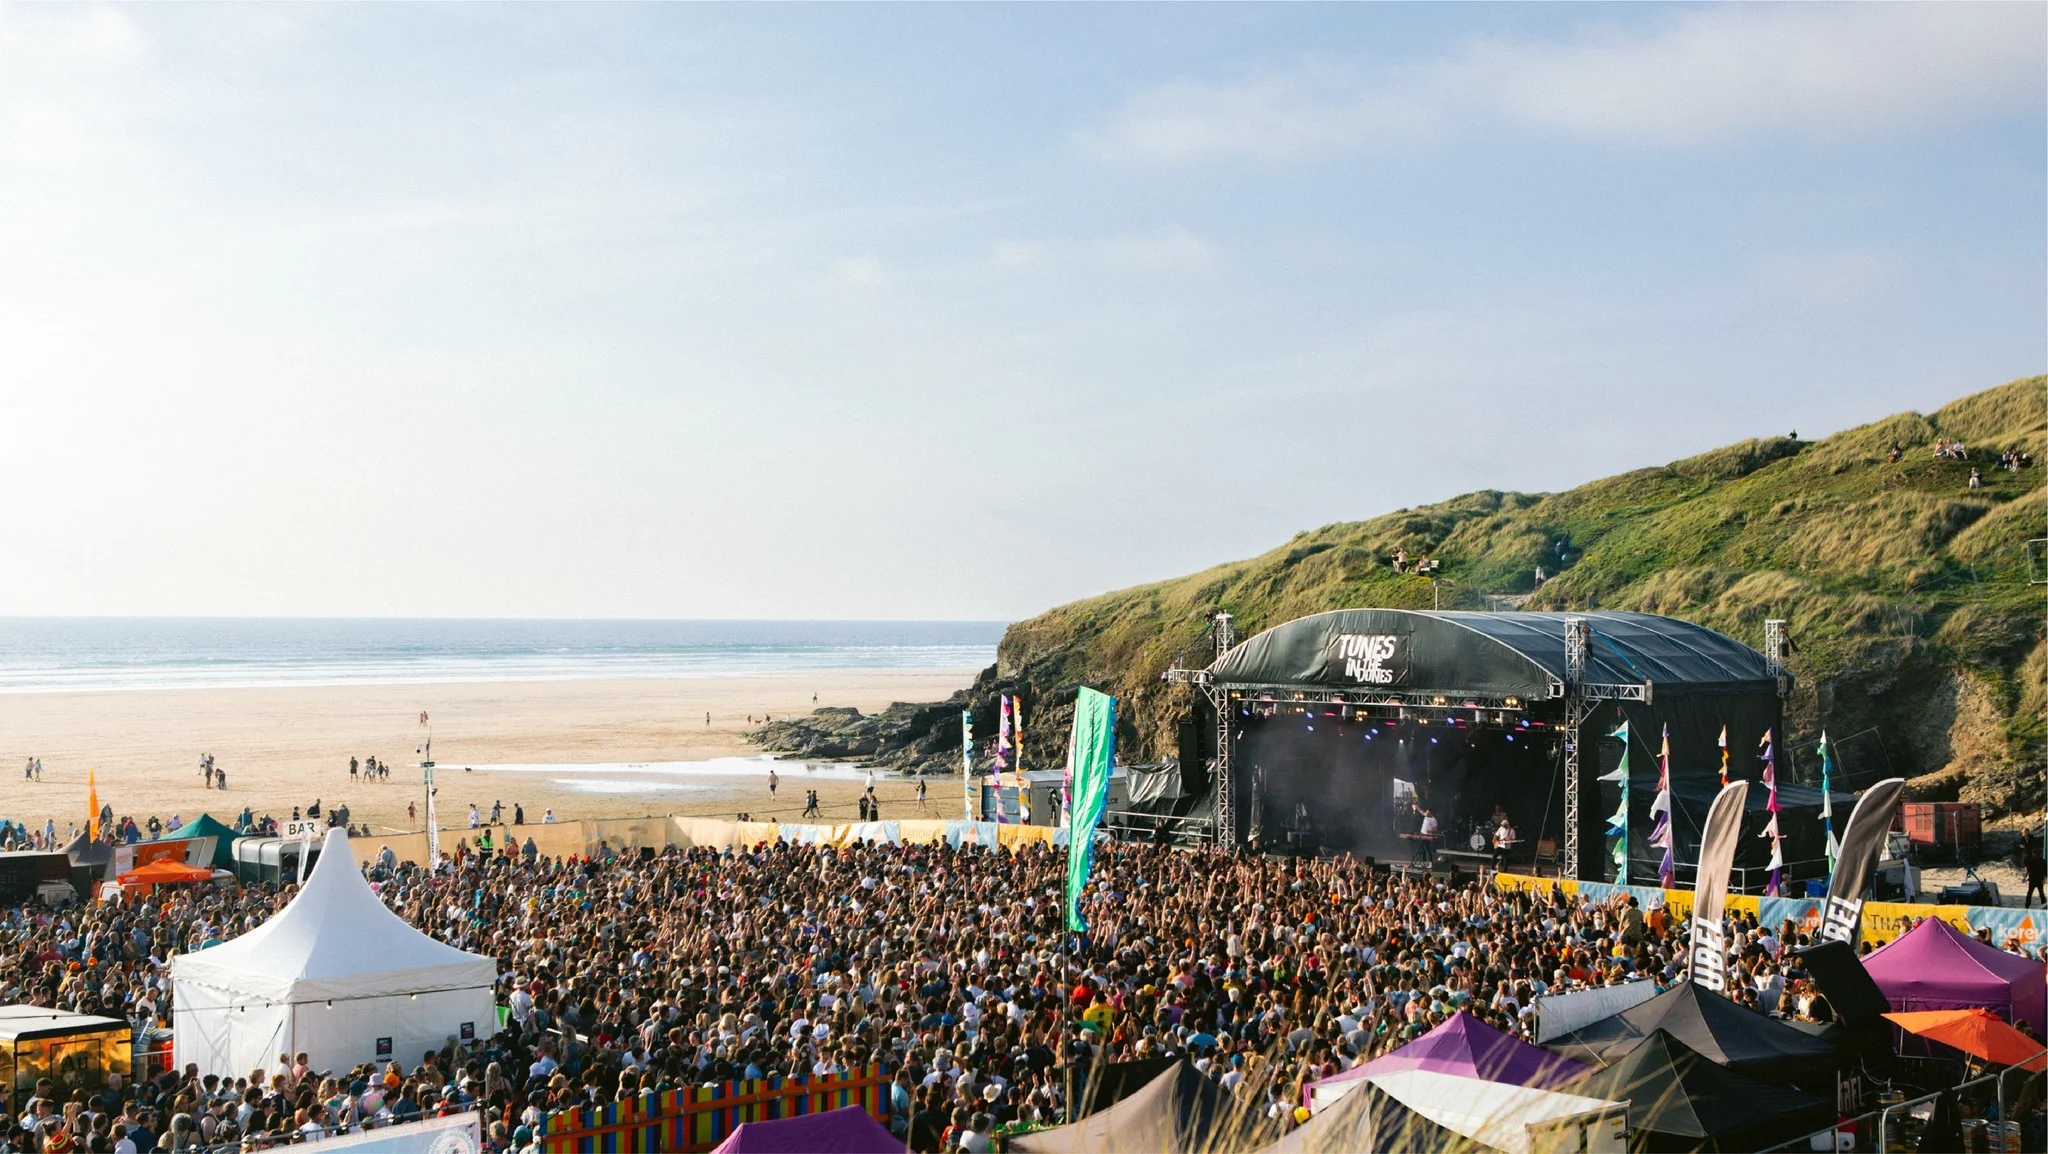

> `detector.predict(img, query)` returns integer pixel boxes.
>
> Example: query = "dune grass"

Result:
[999,377,2046,814]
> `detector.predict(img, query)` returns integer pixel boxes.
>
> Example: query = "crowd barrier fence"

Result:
[350,815,1066,872]
[1492,872,2045,955]
[533,1064,889,1153]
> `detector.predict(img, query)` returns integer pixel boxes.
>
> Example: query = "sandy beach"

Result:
[0,670,976,837]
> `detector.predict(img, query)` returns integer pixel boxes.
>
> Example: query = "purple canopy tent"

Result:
[1863,917,2046,1034]
[707,1105,902,1154]
[1303,1010,1590,1108]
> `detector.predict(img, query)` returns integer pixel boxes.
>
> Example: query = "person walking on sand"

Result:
[2028,844,2047,909]
[768,768,779,798]
[350,756,358,785]
[917,780,928,813]
[803,790,820,819]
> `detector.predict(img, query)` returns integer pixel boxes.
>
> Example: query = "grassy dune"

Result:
[996,377,2045,815]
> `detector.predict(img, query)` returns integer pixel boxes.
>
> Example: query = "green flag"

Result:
[1064,687,1116,934]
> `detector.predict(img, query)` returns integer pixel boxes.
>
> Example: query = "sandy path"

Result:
[0,671,974,835]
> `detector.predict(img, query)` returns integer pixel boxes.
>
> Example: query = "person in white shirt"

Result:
[542,809,557,824]
[1419,810,1440,839]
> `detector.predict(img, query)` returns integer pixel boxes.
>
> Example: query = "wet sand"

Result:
[0,671,974,836]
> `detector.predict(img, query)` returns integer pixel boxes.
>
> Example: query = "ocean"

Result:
[0,618,1003,694]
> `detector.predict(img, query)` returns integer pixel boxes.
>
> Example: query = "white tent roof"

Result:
[172,829,496,1004]
[1367,1069,1627,1154]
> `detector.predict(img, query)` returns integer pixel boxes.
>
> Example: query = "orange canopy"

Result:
[1885,1008,2048,1071]
[117,859,215,886]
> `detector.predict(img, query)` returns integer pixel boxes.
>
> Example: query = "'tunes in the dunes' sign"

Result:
[1331,633,1403,685]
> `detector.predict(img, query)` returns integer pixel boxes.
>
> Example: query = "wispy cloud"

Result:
[1086,4,2045,163]
[989,227,1216,275]
[1078,66,1434,164]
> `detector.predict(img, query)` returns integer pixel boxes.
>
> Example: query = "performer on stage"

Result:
[1492,816,1516,871]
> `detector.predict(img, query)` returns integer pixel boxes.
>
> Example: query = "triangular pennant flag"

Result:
[1607,802,1629,834]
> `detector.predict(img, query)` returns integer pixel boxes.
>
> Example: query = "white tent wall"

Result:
[173,982,288,1081]
[289,988,497,1074]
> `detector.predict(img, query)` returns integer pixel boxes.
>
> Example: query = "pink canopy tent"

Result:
[1303,1009,1590,1106]
[707,1105,901,1154]
[1863,917,2046,1034]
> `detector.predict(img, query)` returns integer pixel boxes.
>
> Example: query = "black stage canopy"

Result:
[1189,608,1794,882]
[1208,609,1778,699]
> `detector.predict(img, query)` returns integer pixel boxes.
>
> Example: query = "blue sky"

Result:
[1,4,2040,620]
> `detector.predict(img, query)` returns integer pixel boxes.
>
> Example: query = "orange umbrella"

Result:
[1885,1008,2048,1071]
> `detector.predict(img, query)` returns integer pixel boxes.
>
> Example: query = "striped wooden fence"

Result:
[536,1065,890,1153]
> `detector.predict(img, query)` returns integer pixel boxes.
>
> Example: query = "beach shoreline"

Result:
[0,670,977,836]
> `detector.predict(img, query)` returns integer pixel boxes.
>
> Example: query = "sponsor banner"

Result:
[1691,782,1751,993]
[1821,778,1906,943]
[1758,896,1826,940]
[1499,874,2045,957]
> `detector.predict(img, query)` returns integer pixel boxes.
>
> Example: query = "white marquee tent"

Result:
[173,828,497,1077]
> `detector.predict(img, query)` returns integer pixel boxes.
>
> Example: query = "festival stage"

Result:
[1166,608,1838,888]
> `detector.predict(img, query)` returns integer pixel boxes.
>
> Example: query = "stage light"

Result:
[1430,737,1437,744]
[1507,735,1515,742]
[1505,696,1521,709]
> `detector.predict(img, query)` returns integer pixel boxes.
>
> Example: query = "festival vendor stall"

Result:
[1574,1028,1833,1152]
[0,1007,131,1117]
[1543,980,1839,1086]
[111,857,219,898]
[1006,1061,1277,1153]
[707,1105,899,1154]
[165,813,242,869]
[1303,1009,1590,1111]
[1362,1068,1629,1154]
[171,829,497,1078]
[1862,916,2047,1033]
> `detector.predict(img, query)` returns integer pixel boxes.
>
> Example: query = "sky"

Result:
[1,3,2041,621]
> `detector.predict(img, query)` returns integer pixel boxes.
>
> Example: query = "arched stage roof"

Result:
[1206,609,1776,699]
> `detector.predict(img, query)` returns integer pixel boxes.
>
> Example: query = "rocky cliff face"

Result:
[755,377,2047,817]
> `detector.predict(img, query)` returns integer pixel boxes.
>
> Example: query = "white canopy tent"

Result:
[173,829,497,1077]
[1365,1069,1629,1154]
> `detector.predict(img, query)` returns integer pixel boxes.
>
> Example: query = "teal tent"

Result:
[169,814,241,869]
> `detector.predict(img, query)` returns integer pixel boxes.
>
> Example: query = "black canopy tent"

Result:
[1573,1028,1834,1152]
[1543,981,1841,1089]
[1169,609,1791,882]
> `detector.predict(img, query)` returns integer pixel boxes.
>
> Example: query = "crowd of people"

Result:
[3,819,2046,1150]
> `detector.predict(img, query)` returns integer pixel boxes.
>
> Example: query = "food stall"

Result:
[0,1007,131,1115]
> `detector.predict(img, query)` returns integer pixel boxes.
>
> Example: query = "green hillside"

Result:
[761,377,2047,815]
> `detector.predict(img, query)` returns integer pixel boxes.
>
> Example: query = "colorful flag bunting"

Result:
[1600,719,1631,885]
[1651,724,1674,888]
[1819,731,1839,874]
[1760,729,1784,896]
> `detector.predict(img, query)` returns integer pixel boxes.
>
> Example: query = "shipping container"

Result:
[1900,802,1981,854]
